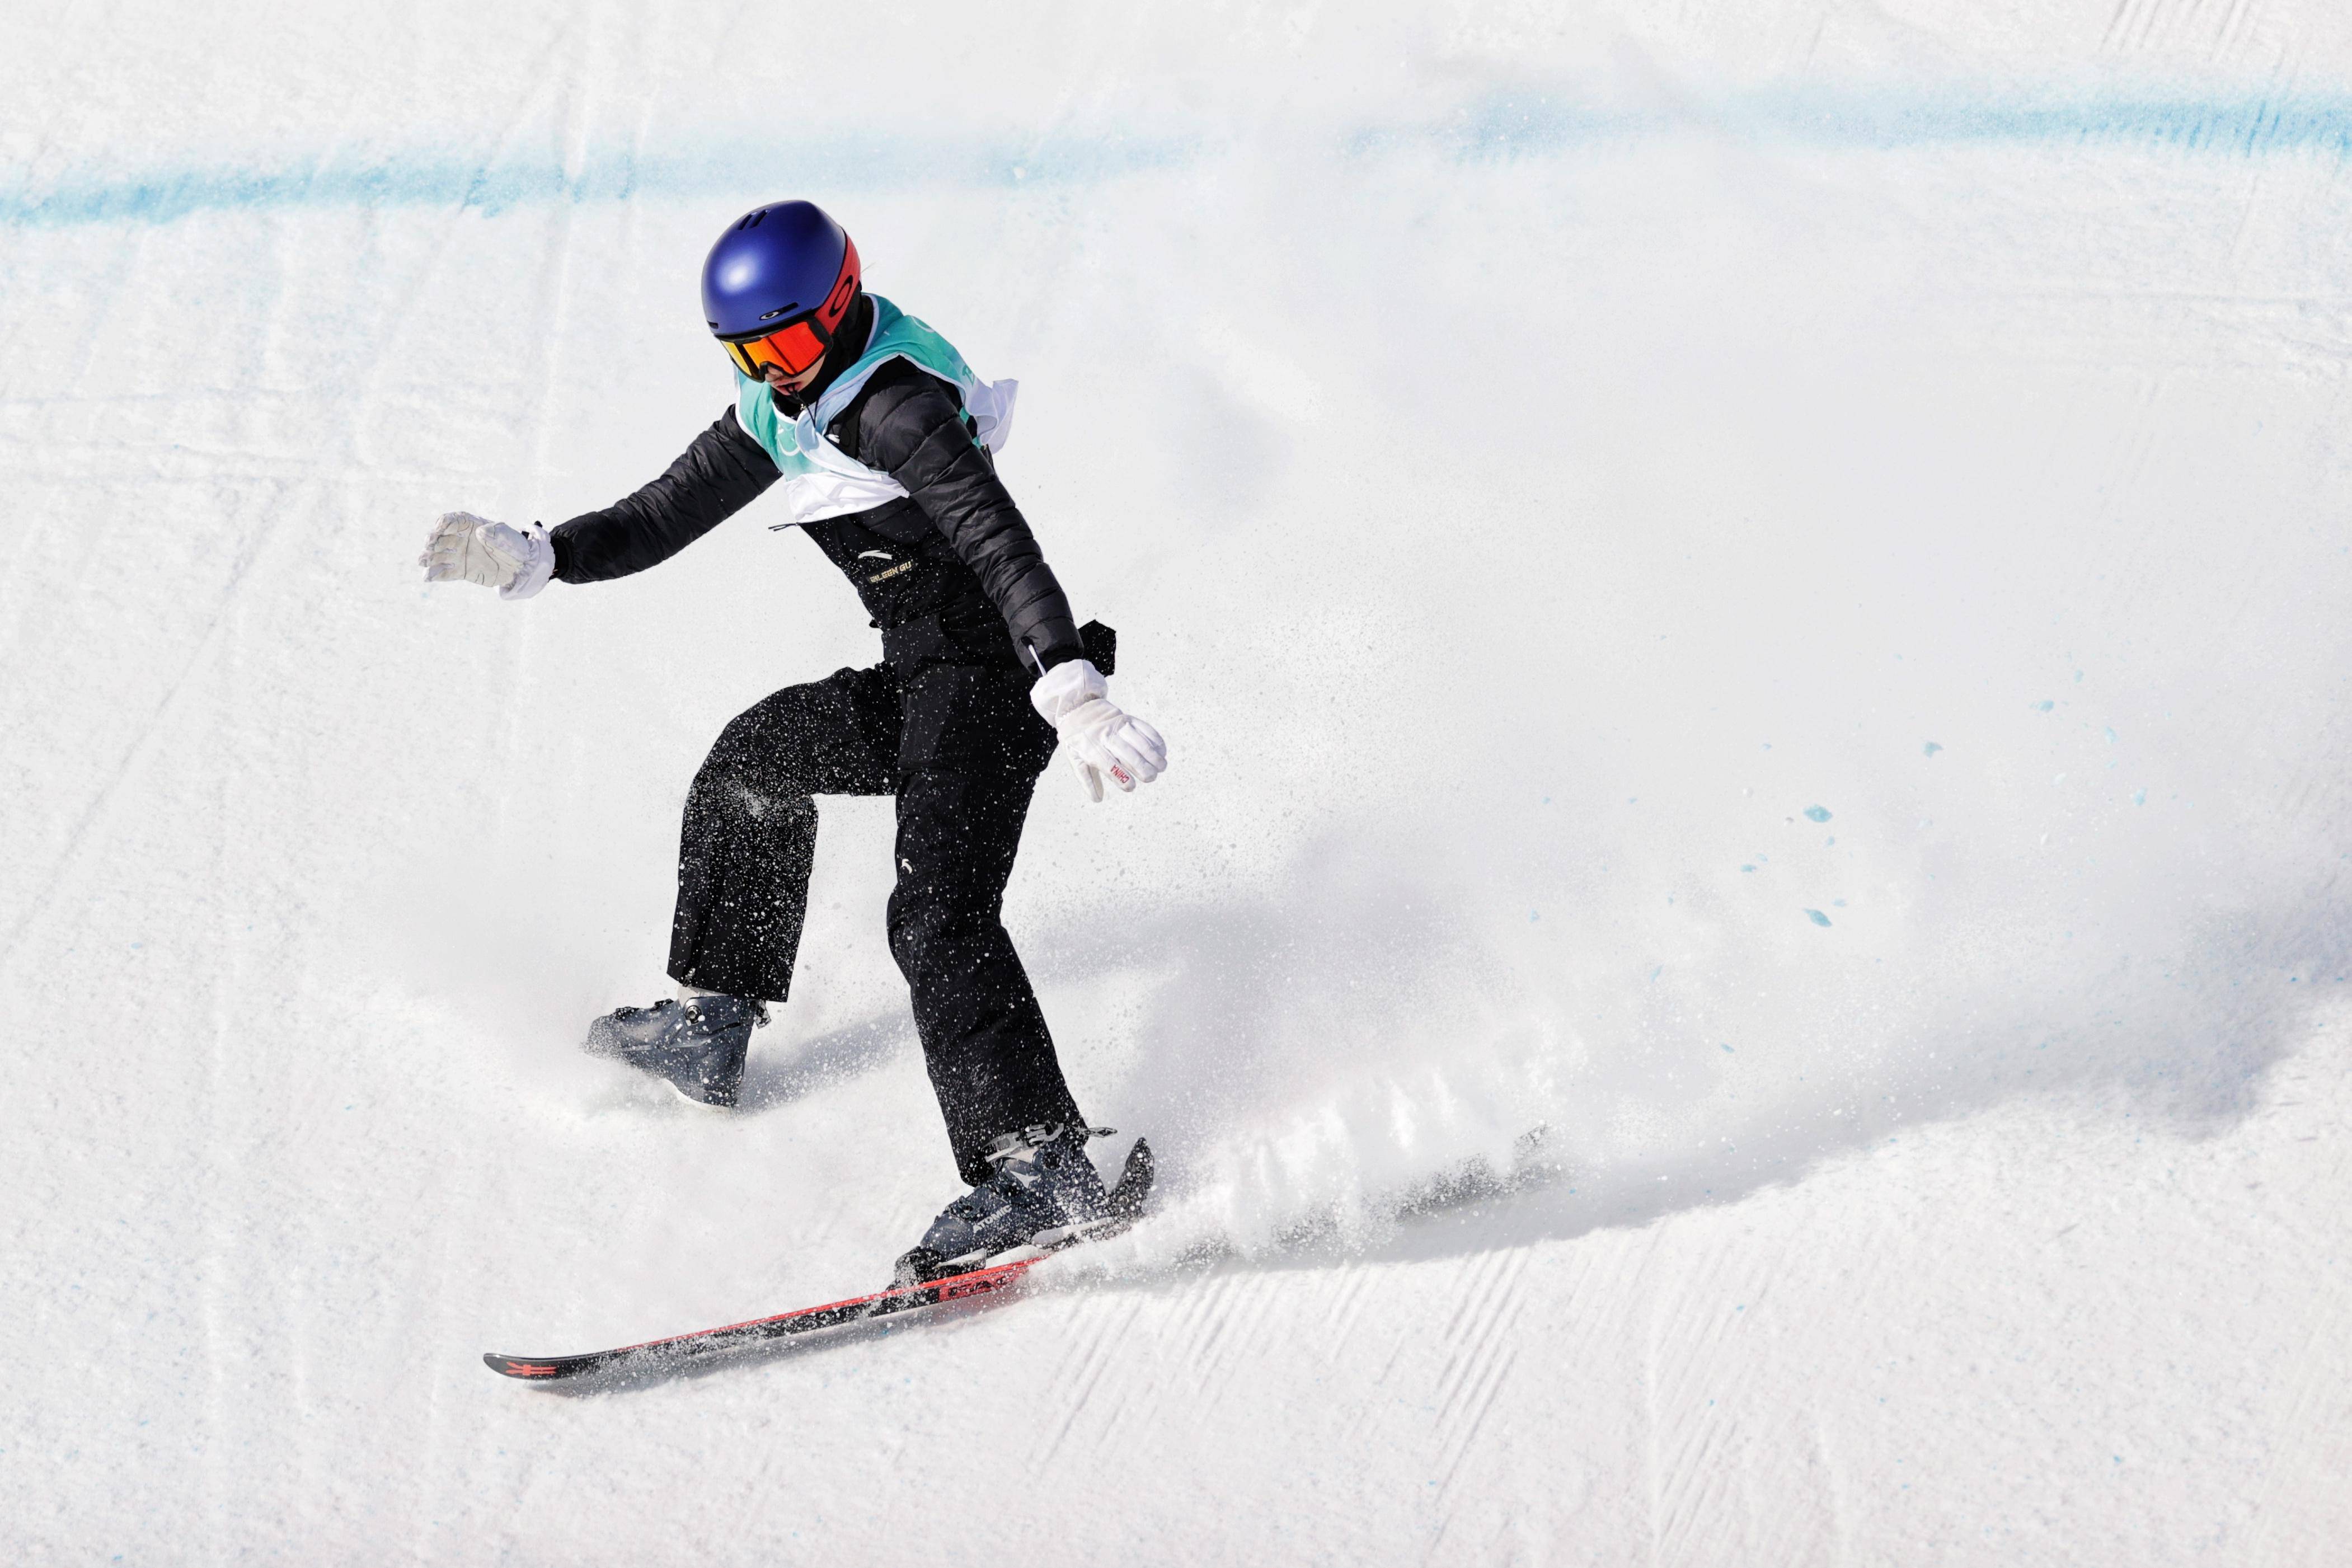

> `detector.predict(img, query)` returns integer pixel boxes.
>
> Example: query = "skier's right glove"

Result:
[1029,659,1167,802]
[419,511,555,600]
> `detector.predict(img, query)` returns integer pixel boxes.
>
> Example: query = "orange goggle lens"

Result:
[722,317,830,379]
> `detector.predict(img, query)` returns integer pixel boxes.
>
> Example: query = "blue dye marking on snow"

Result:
[0,132,1198,228]
[2104,727,2119,743]
[1740,863,1756,872]
[1355,88,2352,164]
[1923,741,1942,757]
[1650,965,1664,981]
[1721,1043,1735,1053]
[2132,788,2147,805]
[1804,805,1832,822]
[16,89,2352,230]
[1833,899,1847,907]
[2035,700,2055,711]
[1804,908,1833,927]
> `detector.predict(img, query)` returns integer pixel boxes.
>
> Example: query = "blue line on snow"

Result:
[1391,88,2352,161]
[0,133,1196,229]
[6,89,2349,229]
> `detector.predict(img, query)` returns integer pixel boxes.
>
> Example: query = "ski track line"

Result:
[1158,1261,1294,1448]
[198,777,237,1565]
[2240,1055,2352,1560]
[1318,1254,1383,1367]
[1430,1244,1530,1491]
[1810,1403,1854,1568]
[1655,1241,1741,1566]
[1635,1229,1672,1568]
[0,568,246,986]
[1427,1245,1532,1565]
[1031,1281,1144,1469]
[1082,1284,1171,1473]
[1171,1266,1250,1412]
[1199,1265,1288,1411]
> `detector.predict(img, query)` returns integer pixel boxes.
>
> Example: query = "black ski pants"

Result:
[666,657,1082,1184]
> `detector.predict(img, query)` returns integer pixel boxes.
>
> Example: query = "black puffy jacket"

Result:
[548,296,1085,671]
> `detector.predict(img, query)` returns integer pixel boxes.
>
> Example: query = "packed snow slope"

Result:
[6,1,2352,1561]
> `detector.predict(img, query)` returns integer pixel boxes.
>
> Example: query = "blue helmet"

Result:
[701,201,862,363]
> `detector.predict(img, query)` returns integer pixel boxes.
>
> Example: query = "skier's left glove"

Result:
[1030,659,1167,802]
[419,511,555,601]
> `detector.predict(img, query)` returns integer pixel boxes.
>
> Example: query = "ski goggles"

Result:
[721,316,834,379]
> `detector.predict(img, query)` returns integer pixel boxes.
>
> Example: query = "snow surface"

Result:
[5,1,2352,1561]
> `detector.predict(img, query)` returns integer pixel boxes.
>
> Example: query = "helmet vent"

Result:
[738,208,767,230]
[758,304,799,321]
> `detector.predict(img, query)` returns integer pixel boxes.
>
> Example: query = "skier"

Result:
[421,200,1165,1283]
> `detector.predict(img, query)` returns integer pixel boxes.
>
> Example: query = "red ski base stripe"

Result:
[481,1255,1043,1380]
[599,1256,1036,1354]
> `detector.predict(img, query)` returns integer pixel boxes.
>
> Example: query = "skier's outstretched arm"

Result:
[548,409,780,583]
[844,361,1166,799]
[419,409,778,596]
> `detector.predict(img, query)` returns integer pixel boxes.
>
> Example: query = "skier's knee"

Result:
[886,900,935,975]
[694,719,816,824]
[887,895,990,978]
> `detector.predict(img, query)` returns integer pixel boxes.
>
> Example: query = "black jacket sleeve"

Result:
[549,407,779,584]
[833,359,1086,668]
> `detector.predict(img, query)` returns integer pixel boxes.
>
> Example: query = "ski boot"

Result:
[894,1125,1152,1285]
[582,993,766,1107]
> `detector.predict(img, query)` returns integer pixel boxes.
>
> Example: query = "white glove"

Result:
[419,511,555,600]
[1030,659,1167,802]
